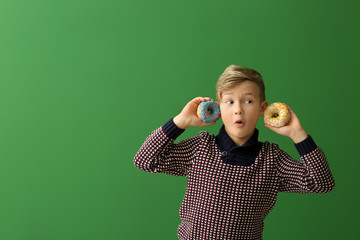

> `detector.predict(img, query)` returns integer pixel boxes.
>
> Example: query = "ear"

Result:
[260,100,268,116]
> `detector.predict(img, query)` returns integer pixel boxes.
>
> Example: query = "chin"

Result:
[234,127,255,136]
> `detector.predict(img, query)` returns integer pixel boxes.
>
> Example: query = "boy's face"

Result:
[219,81,268,146]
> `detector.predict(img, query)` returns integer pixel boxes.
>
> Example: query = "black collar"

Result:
[215,125,263,166]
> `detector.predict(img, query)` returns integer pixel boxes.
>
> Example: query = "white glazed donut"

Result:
[264,102,290,127]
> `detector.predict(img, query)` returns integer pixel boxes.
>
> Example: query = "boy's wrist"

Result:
[173,115,189,129]
[290,129,308,144]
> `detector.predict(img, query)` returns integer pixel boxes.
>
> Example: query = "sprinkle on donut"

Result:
[264,102,291,127]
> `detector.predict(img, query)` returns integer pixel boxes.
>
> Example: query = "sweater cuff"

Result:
[294,135,317,156]
[162,118,185,139]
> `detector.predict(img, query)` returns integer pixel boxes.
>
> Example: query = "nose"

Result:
[234,103,243,115]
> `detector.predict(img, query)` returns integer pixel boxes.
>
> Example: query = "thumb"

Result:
[265,123,283,134]
[264,123,275,131]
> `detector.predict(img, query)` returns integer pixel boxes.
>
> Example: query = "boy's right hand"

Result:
[173,97,217,129]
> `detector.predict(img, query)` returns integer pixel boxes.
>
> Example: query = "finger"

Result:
[285,104,296,116]
[285,105,300,122]
[203,97,213,101]
[265,123,280,132]
[192,97,214,108]
[191,97,205,105]
[201,121,217,127]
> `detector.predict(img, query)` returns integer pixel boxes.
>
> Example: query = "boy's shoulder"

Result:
[190,130,214,142]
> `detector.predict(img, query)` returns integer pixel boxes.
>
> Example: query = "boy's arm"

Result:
[265,105,335,193]
[275,136,335,193]
[134,97,216,177]
[134,118,204,176]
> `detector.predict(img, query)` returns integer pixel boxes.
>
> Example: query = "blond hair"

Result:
[216,64,265,101]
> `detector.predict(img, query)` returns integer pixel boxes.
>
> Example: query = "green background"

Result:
[0,0,359,239]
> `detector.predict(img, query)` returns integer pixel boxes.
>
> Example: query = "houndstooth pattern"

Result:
[134,126,335,240]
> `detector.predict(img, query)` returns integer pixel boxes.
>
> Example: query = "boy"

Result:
[134,65,335,240]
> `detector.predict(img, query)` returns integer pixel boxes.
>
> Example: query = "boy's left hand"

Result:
[264,105,308,144]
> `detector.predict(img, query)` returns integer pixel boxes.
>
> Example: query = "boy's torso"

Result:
[178,133,279,240]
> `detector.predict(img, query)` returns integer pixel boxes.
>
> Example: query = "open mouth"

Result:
[234,119,244,127]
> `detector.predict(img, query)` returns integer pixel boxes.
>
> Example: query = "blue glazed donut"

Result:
[197,100,221,123]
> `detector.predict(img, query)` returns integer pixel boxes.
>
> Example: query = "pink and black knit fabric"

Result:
[134,120,335,240]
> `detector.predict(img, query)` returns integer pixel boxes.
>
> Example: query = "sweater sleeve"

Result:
[276,136,335,193]
[133,119,205,177]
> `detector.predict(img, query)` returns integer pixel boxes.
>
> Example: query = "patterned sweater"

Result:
[134,119,335,240]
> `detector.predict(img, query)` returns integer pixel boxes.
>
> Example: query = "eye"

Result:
[244,99,253,104]
[225,100,234,104]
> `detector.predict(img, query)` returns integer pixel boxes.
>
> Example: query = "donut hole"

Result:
[207,108,213,114]
[272,111,279,118]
